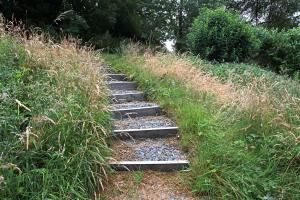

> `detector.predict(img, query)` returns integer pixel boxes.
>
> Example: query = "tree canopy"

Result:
[0,0,299,50]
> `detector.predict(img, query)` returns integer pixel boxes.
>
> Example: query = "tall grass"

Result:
[104,43,300,199]
[0,22,111,199]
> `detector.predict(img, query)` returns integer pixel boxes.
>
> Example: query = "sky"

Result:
[164,40,175,52]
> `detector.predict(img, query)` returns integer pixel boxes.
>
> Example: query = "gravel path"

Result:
[110,101,158,110]
[113,138,186,161]
[114,116,176,130]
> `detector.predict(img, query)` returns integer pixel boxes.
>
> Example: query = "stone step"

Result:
[114,116,176,130]
[109,90,144,103]
[108,81,137,90]
[109,160,189,172]
[113,127,178,139]
[112,138,184,157]
[110,102,161,119]
[105,74,127,81]
[111,138,187,169]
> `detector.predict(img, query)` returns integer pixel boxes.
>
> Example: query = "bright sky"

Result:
[164,40,175,52]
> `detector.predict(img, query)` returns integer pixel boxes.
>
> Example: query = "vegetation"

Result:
[186,8,300,74]
[227,0,300,29]
[187,8,259,62]
[104,44,300,199]
[0,25,111,199]
[255,27,300,74]
[1,0,300,199]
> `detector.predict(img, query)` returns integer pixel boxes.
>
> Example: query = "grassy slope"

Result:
[104,46,300,199]
[0,33,111,199]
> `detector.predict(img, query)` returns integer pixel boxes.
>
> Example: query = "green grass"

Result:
[104,51,300,199]
[0,34,111,199]
[132,171,144,184]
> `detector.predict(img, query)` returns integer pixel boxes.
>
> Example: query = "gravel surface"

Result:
[114,116,175,130]
[113,138,186,161]
[110,101,158,110]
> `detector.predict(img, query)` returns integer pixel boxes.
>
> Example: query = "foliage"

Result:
[187,8,260,62]
[104,44,300,199]
[0,30,111,199]
[55,10,89,35]
[227,0,300,29]
[0,0,143,49]
[255,27,300,74]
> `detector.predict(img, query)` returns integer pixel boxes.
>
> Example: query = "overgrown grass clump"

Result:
[104,44,300,199]
[0,26,111,199]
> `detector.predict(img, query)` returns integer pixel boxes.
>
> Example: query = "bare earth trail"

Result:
[100,66,197,199]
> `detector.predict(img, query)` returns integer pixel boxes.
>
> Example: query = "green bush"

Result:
[255,27,300,74]
[187,8,259,62]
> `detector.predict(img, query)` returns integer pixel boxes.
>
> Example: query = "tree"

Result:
[0,0,63,26]
[227,0,300,29]
[175,0,228,50]
[137,0,177,44]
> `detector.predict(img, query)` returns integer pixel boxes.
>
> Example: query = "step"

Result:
[109,90,144,103]
[105,74,127,81]
[108,81,137,90]
[110,102,161,119]
[109,160,189,172]
[111,138,187,165]
[114,116,176,130]
[112,138,185,159]
[113,127,178,139]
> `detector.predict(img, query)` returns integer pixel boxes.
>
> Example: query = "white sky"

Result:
[164,40,175,52]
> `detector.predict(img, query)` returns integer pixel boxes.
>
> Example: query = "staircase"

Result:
[103,68,189,172]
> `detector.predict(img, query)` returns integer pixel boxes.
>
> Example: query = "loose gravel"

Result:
[114,116,175,130]
[113,138,186,161]
[110,101,158,110]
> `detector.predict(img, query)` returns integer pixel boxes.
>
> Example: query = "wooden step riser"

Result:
[109,82,137,90]
[105,74,127,81]
[109,93,144,103]
[111,107,161,119]
[113,127,178,139]
[109,161,189,172]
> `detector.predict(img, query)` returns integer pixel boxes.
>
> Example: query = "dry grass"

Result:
[23,36,106,104]
[124,43,234,104]
[122,43,300,138]
[1,19,107,104]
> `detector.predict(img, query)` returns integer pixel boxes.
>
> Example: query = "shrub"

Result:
[187,8,260,62]
[255,27,300,74]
